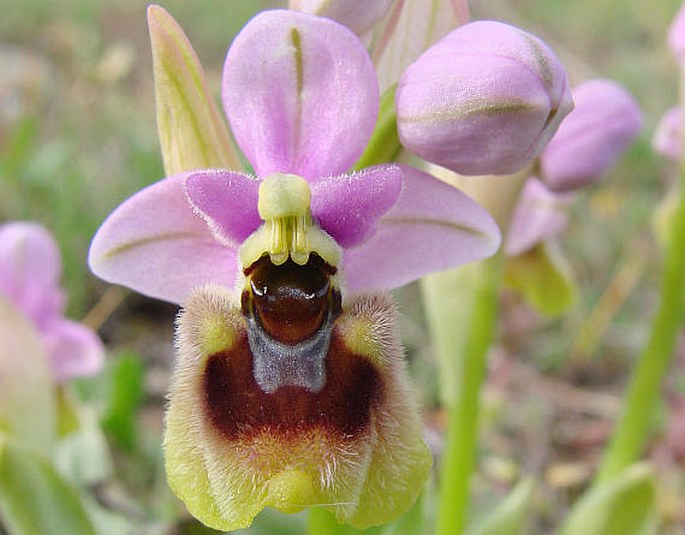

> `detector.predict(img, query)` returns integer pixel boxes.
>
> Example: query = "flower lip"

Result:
[203,328,383,439]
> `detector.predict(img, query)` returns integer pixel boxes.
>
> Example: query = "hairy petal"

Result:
[0,222,65,328]
[344,165,501,291]
[311,164,402,248]
[43,318,105,383]
[184,170,261,247]
[165,287,430,531]
[88,175,238,304]
[148,5,241,175]
[223,10,378,181]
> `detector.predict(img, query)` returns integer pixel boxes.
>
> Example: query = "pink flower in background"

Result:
[0,222,104,382]
[540,79,642,192]
[669,1,685,62]
[89,10,500,305]
[505,178,572,256]
[653,106,681,161]
[396,20,573,176]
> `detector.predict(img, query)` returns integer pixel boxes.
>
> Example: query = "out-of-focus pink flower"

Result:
[0,222,104,382]
[89,10,500,305]
[653,106,681,162]
[669,2,685,63]
[505,178,572,256]
[540,79,642,192]
[395,20,573,176]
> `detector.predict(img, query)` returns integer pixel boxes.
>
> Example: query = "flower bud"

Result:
[396,20,573,176]
[653,106,681,162]
[540,79,642,192]
[289,0,394,36]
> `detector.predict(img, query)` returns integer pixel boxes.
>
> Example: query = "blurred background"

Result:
[1,0,684,533]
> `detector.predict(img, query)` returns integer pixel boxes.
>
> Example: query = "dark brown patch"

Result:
[203,330,382,440]
[243,255,340,344]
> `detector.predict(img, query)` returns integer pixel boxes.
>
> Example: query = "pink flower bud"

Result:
[289,0,394,35]
[540,79,642,192]
[653,107,681,162]
[396,20,573,176]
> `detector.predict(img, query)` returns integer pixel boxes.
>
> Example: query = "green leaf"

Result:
[100,352,145,451]
[466,478,534,535]
[0,436,97,535]
[0,297,56,456]
[353,86,402,170]
[148,4,242,175]
[556,463,656,535]
[504,242,577,316]
[55,407,112,487]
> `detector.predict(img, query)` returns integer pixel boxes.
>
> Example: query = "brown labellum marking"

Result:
[244,254,339,344]
[203,330,383,440]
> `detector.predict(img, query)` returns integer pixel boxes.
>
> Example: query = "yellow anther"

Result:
[254,173,313,265]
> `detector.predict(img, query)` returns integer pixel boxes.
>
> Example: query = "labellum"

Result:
[165,174,432,530]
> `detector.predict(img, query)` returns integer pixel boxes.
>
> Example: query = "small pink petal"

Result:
[0,222,66,327]
[43,318,105,383]
[653,107,681,162]
[222,10,378,181]
[184,170,261,247]
[343,164,501,292]
[505,178,571,257]
[88,175,238,304]
[311,164,402,248]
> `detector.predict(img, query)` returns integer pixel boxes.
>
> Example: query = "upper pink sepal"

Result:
[222,10,379,181]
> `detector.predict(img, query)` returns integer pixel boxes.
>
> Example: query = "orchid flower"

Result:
[89,8,500,531]
[0,222,104,383]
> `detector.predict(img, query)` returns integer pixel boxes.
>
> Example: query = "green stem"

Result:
[427,258,502,535]
[594,184,685,485]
